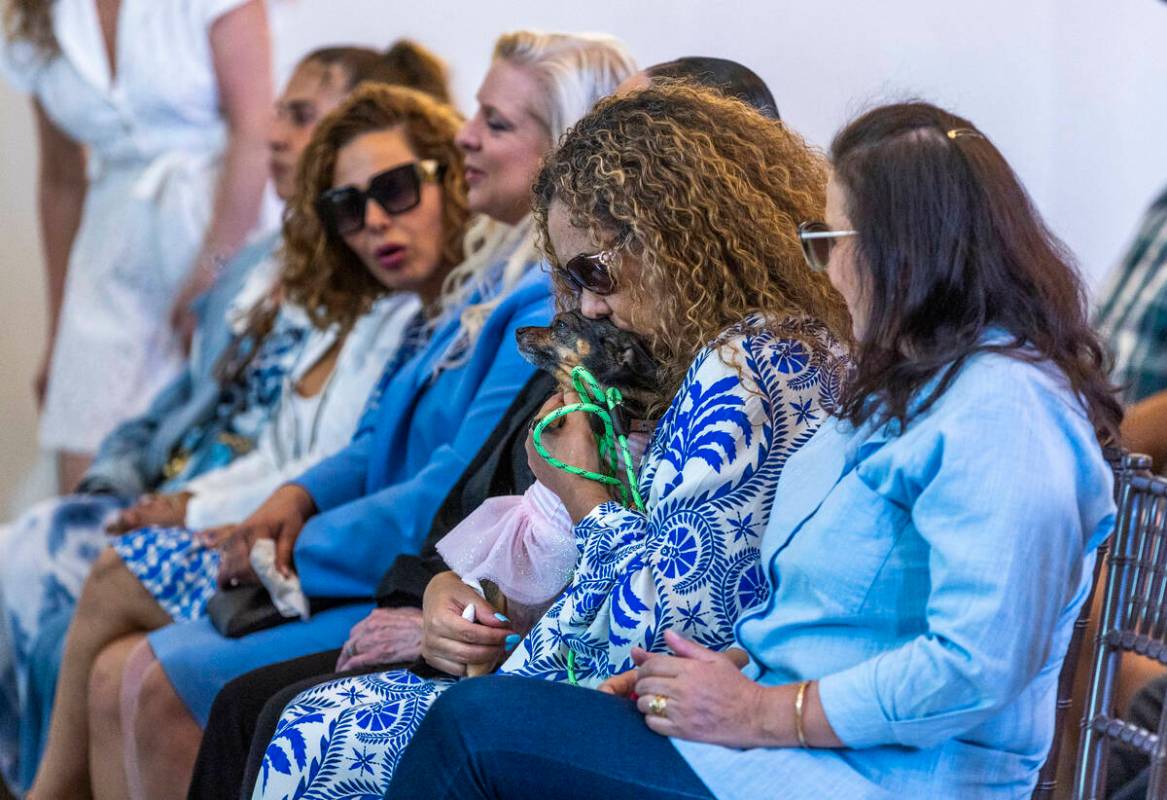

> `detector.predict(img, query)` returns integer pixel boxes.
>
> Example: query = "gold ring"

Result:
[647,694,668,716]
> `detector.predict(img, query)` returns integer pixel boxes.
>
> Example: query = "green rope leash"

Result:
[532,365,647,686]
[531,365,646,513]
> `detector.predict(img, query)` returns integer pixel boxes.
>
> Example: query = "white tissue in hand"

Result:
[249,539,310,620]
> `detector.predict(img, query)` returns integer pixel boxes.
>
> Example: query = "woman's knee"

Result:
[135,661,188,737]
[77,547,131,608]
[88,641,128,729]
[423,676,517,744]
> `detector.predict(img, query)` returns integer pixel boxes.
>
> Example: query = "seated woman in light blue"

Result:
[385,101,1122,800]
[249,82,852,800]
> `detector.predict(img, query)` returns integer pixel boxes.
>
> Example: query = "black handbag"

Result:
[206,585,362,638]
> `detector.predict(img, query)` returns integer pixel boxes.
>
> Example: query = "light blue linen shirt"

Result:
[675,350,1115,799]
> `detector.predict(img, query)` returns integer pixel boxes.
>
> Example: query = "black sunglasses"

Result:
[798,221,857,272]
[558,249,617,296]
[316,159,444,236]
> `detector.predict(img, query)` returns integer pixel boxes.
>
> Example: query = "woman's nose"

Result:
[364,198,392,232]
[456,118,481,152]
[578,290,610,319]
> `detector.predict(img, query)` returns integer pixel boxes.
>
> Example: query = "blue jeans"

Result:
[386,675,715,799]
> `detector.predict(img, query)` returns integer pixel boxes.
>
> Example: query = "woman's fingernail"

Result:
[494,613,510,623]
[505,634,520,651]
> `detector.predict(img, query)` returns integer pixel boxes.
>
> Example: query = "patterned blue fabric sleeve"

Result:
[817,361,1115,749]
[506,323,847,684]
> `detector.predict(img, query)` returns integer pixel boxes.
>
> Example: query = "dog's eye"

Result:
[554,320,569,335]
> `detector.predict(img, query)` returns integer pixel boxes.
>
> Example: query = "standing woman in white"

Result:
[0,0,274,491]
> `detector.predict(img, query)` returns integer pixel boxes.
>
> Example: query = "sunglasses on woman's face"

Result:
[798,221,857,273]
[316,159,444,236]
[558,249,617,296]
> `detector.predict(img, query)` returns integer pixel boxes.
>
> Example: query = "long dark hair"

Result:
[831,101,1121,444]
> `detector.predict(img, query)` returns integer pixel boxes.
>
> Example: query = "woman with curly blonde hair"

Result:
[29,83,475,800]
[247,82,850,800]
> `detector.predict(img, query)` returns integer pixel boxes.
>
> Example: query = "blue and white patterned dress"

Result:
[252,316,850,800]
[0,309,307,788]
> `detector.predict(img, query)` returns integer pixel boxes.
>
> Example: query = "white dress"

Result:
[0,0,268,452]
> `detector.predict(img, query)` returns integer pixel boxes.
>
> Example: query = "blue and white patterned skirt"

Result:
[254,669,455,799]
[112,526,222,623]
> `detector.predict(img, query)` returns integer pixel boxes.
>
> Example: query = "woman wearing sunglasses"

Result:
[247,82,850,800]
[387,102,1121,800]
[27,83,479,800]
[63,31,634,800]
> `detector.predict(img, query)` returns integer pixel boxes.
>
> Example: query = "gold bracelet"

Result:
[794,680,811,748]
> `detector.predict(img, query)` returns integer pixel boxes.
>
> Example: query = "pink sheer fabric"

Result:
[436,431,651,626]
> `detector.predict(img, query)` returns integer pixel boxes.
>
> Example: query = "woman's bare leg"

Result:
[133,661,203,800]
[117,639,160,800]
[28,549,170,799]
[88,634,146,800]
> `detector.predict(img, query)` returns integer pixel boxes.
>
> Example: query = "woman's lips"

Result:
[375,244,407,271]
[270,160,291,183]
[464,166,486,185]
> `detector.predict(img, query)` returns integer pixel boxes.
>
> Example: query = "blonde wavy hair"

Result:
[435,29,636,357]
[280,83,469,331]
[533,82,852,396]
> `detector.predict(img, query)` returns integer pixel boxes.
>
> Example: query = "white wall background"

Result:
[2,0,1166,515]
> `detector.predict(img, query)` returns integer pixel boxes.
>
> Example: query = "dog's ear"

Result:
[619,337,658,374]
[605,335,660,387]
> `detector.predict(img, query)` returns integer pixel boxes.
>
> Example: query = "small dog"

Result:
[515,310,666,421]
[453,312,667,655]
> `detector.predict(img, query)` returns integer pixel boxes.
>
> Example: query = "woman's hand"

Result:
[336,607,424,671]
[526,391,611,523]
[106,492,192,535]
[196,524,258,588]
[420,572,515,677]
[631,629,781,748]
[218,484,316,586]
[598,668,639,698]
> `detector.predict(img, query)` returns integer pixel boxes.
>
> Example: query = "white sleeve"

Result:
[183,448,276,530]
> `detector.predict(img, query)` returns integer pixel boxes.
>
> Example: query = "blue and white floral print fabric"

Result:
[0,309,308,791]
[252,316,850,800]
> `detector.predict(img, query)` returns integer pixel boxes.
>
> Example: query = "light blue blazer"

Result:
[676,349,1115,800]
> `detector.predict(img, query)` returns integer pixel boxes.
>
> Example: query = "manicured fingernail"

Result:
[504,634,520,651]
[494,613,510,623]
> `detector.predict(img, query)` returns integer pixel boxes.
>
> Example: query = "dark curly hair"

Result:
[830,101,1122,444]
[533,82,851,398]
[280,83,469,330]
